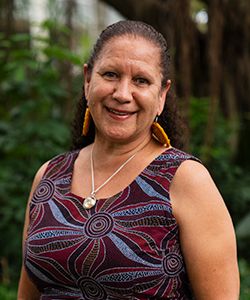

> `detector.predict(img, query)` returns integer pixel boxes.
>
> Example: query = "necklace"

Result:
[83,145,143,209]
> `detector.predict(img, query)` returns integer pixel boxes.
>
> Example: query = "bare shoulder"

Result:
[170,159,225,215]
[170,159,240,299]
[30,160,50,194]
[35,160,50,180]
[170,159,233,232]
[171,159,212,193]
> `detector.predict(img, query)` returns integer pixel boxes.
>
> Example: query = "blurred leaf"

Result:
[41,19,70,34]
[236,214,250,238]
[44,45,82,65]
[0,283,17,300]
[9,33,30,42]
[0,40,11,48]
[239,259,250,299]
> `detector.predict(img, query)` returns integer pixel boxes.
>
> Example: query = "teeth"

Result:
[109,108,129,116]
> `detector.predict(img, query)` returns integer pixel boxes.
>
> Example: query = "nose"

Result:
[112,78,133,103]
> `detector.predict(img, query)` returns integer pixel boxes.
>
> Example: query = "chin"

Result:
[104,128,135,142]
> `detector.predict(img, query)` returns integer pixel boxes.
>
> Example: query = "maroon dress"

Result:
[24,147,199,299]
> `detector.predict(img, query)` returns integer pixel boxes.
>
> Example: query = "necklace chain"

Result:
[90,147,137,197]
[83,143,148,209]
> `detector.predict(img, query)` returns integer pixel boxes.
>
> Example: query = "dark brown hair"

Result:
[71,20,185,150]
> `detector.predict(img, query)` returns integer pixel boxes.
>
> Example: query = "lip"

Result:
[106,106,136,120]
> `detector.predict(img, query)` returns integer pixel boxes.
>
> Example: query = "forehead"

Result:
[96,35,161,68]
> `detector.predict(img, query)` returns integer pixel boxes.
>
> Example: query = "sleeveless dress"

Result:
[24,147,199,299]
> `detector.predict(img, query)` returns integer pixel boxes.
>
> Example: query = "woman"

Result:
[18,20,239,299]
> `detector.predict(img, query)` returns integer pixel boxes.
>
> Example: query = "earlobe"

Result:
[83,64,89,79]
[166,79,171,91]
[83,64,90,98]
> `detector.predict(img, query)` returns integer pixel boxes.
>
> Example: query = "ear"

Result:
[158,80,171,115]
[83,63,91,99]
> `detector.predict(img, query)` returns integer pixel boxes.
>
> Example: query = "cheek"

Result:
[137,89,163,111]
[88,82,113,102]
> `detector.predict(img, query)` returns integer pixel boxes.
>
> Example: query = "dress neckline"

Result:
[66,146,175,202]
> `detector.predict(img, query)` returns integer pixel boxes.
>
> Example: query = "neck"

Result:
[92,134,153,160]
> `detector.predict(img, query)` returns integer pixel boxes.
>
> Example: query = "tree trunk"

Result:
[172,0,193,147]
[63,0,77,119]
[0,0,15,37]
[202,0,224,162]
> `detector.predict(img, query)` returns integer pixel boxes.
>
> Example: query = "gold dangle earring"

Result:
[151,115,171,147]
[82,107,91,136]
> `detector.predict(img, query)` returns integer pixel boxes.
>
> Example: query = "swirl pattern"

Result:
[84,213,114,238]
[78,277,107,300]
[25,148,199,299]
[32,179,55,203]
[163,252,183,277]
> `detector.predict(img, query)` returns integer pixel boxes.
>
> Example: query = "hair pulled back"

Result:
[71,20,185,150]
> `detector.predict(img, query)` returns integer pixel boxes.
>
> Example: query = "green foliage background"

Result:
[0,25,249,299]
[0,24,84,295]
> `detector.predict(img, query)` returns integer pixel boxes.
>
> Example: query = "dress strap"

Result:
[42,150,80,194]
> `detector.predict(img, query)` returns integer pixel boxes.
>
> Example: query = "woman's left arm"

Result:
[170,160,240,300]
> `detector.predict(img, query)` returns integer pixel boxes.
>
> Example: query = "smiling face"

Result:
[84,35,170,145]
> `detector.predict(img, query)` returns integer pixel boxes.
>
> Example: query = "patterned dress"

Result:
[24,147,199,299]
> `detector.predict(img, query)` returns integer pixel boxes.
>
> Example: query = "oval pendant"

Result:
[83,195,96,209]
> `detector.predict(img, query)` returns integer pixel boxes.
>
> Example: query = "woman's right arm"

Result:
[17,161,50,300]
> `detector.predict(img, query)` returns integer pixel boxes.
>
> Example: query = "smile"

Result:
[107,107,134,116]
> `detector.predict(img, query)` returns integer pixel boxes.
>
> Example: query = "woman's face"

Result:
[84,35,171,144]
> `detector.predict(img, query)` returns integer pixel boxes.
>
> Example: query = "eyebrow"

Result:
[96,62,156,81]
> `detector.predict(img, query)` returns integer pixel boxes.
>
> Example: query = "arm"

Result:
[170,160,240,300]
[17,162,50,300]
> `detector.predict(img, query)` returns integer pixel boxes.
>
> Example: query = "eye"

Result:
[102,71,118,80]
[134,77,150,86]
